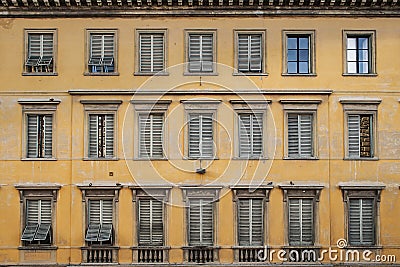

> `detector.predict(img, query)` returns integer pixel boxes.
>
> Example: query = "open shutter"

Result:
[299,114,313,157]
[105,114,114,158]
[289,198,313,246]
[140,33,164,73]
[348,115,360,157]
[43,115,53,158]
[27,115,39,158]
[102,34,115,72]
[89,34,103,69]
[35,200,52,241]
[26,34,41,67]
[238,198,263,246]
[88,115,99,157]
[22,200,52,242]
[99,199,113,241]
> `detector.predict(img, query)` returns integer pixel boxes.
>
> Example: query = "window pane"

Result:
[299,62,309,73]
[299,37,309,49]
[347,37,357,49]
[287,62,297,73]
[359,62,369,73]
[358,37,369,49]
[358,50,369,61]
[347,50,357,61]
[287,37,297,49]
[347,62,357,74]
[287,50,297,61]
[299,49,309,61]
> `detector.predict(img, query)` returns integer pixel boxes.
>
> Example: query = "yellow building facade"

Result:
[0,2,399,266]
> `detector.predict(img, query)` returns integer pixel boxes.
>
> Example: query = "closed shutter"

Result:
[139,114,164,158]
[27,34,41,62]
[349,198,374,245]
[139,33,165,73]
[288,114,313,158]
[89,114,114,158]
[138,199,164,246]
[189,114,213,158]
[188,34,213,73]
[189,198,213,246]
[348,115,360,157]
[238,34,262,73]
[89,115,99,158]
[86,199,113,242]
[27,115,53,158]
[21,200,52,241]
[289,198,313,246]
[238,198,263,246]
[239,113,263,158]
[105,114,114,158]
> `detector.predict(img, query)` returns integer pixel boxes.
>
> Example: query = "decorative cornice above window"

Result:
[181,186,222,203]
[130,185,172,202]
[280,99,321,111]
[15,184,61,202]
[230,100,271,111]
[181,99,221,111]
[230,184,273,201]
[339,182,385,202]
[131,100,172,112]
[80,100,122,111]
[279,182,324,202]
[78,184,122,201]
[18,99,61,111]
[340,98,381,111]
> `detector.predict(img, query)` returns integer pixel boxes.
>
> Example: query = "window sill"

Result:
[232,157,269,160]
[232,72,269,77]
[22,72,58,76]
[19,245,58,250]
[344,157,378,161]
[21,157,57,161]
[134,72,169,76]
[282,245,321,249]
[84,72,120,76]
[342,73,378,77]
[345,245,383,249]
[283,156,319,160]
[185,157,219,160]
[183,72,218,76]
[133,157,168,161]
[83,157,119,161]
[282,73,317,77]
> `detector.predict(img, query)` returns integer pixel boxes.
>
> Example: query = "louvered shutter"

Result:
[41,34,53,59]
[349,198,374,245]
[189,198,213,246]
[28,34,41,59]
[90,34,103,63]
[239,114,263,158]
[139,199,164,246]
[102,34,115,72]
[87,199,113,242]
[188,34,213,73]
[238,34,262,73]
[43,115,53,157]
[22,200,52,241]
[88,115,99,157]
[288,114,313,158]
[105,114,114,158]
[189,114,213,158]
[27,115,39,158]
[238,199,263,246]
[139,114,164,158]
[348,115,360,157]
[289,198,313,246]
[139,33,164,73]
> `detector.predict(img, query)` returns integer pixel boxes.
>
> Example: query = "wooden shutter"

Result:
[87,199,113,242]
[139,33,164,73]
[88,115,99,157]
[139,199,164,246]
[288,114,313,157]
[238,198,263,246]
[139,114,164,158]
[349,198,374,245]
[348,114,360,157]
[105,114,114,158]
[28,34,41,59]
[22,200,52,241]
[43,115,53,157]
[188,34,213,73]
[239,113,263,158]
[41,34,53,59]
[189,114,213,158]
[238,34,262,73]
[189,198,213,246]
[289,198,313,246]
[88,114,114,158]
[27,115,39,158]
[27,115,52,158]
[90,34,103,61]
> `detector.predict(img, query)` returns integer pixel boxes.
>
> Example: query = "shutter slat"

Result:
[27,115,39,158]
[299,114,313,157]
[105,114,114,158]
[348,115,360,157]
[289,198,313,245]
[43,115,53,157]
[288,114,299,157]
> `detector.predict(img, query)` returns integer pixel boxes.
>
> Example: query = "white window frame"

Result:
[234,30,267,76]
[135,29,168,75]
[340,98,380,160]
[182,100,220,160]
[19,99,61,160]
[185,30,217,75]
[16,184,60,248]
[282,30,316,76]
[339,183,384,248]
[23,29,57,76]
[81,100,122,160]
[281,100,321,159]
[85,29,118,75]
[343,30,376,76]
[131,100,171,160]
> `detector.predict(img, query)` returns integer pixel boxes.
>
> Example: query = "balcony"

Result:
[132,246,169,263]
[81,246,119,263]
[233,246,266,262]
[283,246,320,262]
[183,246,219,263]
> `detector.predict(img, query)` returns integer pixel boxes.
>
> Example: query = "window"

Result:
[238,113,263,158]
[281,100,320,159]
[87,30,117,74]
[81,100,122,160]
[340,98,380,160]
[24,30,56,74]
[235,31,265,74]
[340,183,384,247]
[137,30,166,74]
[131,186,171,263]
[238,198,263,246]
[16,185,60,247]
[280,184,323,257]
[283,31,315,75]
[186,31,215,74]
[183,100,220,159]
[79,185,121,263]
[132,100,171,160]
[19,99,60,160]
[182,187,221,263]
[344,31,376,75]
[287,113,313,158]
